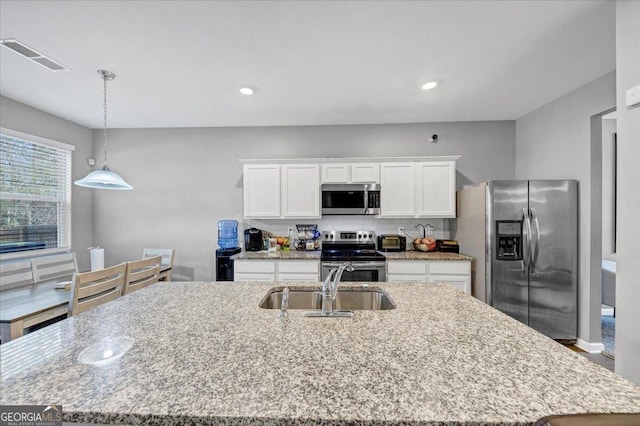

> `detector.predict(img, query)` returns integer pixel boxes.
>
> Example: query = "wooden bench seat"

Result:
[0,253,78,343]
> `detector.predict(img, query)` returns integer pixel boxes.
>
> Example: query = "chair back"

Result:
[123,255,161,295]
[0,259,34,290]
[31,253,78,282]
[142,248,175,281]
[69,262,126,316]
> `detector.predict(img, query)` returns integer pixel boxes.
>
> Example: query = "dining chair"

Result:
[123,255,162,295]
[68,262,126,316]
[142,248,175,281]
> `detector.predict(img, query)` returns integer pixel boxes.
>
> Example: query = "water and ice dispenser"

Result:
[495,220,523,261]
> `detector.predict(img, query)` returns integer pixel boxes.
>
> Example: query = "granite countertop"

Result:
[2,281,639,425]
[232,250,321,260]
[382,251,473,261]
[232,250,472,261]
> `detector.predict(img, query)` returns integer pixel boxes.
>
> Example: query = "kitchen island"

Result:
[1,281,639,425]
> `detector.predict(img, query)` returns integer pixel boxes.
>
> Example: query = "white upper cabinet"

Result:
[416,161,456,217]
[321,162,380,183]
[321,164,349,183]
[243,164,281,218]
[243,156,458,219]
[380,160,457,218]
[350,163,380,183]
[281,164,320,218]
[380,163,416,217]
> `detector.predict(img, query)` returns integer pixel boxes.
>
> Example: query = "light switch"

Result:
[626,85,640,107]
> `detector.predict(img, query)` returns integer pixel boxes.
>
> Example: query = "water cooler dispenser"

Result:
[216,220,240,281]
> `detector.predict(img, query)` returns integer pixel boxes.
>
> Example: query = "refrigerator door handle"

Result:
[530,207,540,274]
[522,207,532,271]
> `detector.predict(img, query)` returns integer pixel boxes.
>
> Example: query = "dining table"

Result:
[0,266,172,343]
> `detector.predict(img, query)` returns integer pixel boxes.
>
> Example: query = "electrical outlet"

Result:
[398,226,404,234]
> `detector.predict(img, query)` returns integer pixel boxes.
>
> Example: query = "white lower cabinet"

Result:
[234,259,319,282]
[278,260,320,282]
[386,260,471,294]
[387,261,427,282]
[428,261,471,294]
[234,260,277,282]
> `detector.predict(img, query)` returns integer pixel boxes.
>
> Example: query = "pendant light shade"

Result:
[75,69,132,190]
[74,167,133,190]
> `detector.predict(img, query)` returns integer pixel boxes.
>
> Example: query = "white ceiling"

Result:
[0,0,615,129]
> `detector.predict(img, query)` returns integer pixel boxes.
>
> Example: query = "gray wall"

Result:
[92,121,515,280]
[0,95,94,271]
[615,0,640,384]
[515,72,616,348]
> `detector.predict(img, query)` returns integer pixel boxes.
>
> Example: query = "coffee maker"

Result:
[243,228,263,251]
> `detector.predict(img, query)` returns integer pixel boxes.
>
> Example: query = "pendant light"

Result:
[75,70,132,190]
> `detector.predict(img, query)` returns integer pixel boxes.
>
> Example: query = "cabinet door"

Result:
[321,164,349,183]
[429,274,471,294]
[380,163,415,217]
[387,261,427,282]
[427,261,471,294]
[235,273,276,282]
[278,261,320,274]
[281,164,320,218]
[387,274,427,282]
[428,261,470,275]
[243,165,281,218]
[350,163,380,183]
[234,261,277,282]
[416,161,456,217]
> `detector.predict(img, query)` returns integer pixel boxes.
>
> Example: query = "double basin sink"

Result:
[259,287,396,311]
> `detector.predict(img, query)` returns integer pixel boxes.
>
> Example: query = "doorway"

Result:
[600,112,617,359]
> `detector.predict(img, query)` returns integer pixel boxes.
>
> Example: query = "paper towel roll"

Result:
[90,248,104,271]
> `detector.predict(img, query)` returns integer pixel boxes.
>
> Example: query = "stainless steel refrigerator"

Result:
[455,180,578,342]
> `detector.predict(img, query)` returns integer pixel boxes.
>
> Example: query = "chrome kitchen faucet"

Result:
[304,262,354,318]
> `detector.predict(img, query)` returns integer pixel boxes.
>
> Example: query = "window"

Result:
[0,128,74,256]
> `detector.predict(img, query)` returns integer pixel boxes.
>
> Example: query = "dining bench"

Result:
[0,253,77,343]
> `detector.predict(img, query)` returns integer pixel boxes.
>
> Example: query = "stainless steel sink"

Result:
[259,287,396,311]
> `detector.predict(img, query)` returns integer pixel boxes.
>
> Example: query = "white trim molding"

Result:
[576,338,605,354]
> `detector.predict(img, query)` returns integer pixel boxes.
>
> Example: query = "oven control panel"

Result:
[322,230,376,242]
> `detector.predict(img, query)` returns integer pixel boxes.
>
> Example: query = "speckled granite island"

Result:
[2,281,639,425]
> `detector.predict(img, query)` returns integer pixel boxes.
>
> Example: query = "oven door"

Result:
[321,262,387,282]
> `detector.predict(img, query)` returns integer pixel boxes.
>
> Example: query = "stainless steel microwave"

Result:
[321,183,381,215]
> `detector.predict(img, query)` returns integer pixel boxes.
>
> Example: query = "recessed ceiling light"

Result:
[240,87,254,96]
[421,81,438,90]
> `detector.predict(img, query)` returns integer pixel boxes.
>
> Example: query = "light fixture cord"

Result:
[102,74,109,169]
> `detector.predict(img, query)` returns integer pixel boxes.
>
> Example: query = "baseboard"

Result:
[576,338,605,354]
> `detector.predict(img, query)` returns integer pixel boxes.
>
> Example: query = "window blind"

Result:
[0,129,73,255]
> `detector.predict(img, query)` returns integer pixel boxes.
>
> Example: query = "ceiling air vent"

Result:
[0,39,69,72]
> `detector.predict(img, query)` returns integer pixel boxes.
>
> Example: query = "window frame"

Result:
[0,127,75,261]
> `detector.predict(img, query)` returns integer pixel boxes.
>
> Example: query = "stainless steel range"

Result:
[321,231,386,282]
